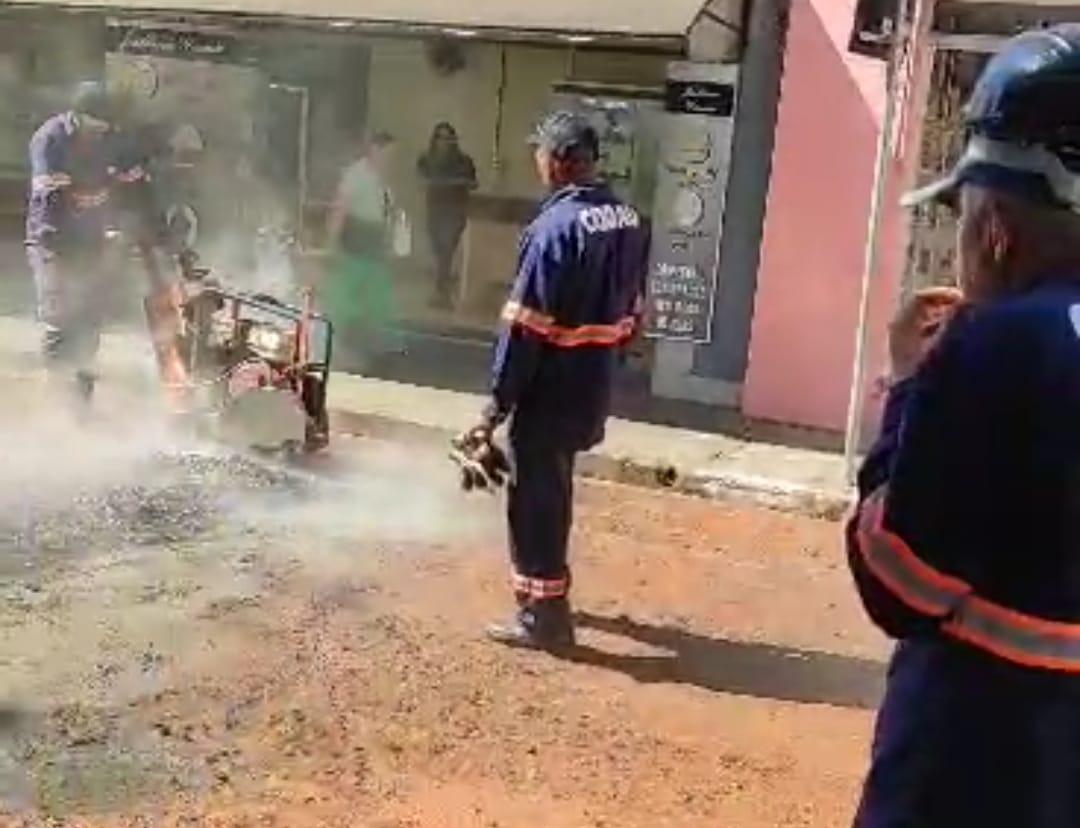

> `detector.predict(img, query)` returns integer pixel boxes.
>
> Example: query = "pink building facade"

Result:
[742,0,935,435]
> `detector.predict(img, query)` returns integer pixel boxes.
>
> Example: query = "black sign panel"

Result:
[644,112,732,344]
[107,26,238,62]
[849,0,896,59]
[645,261,714,341]
[664,81,735,117]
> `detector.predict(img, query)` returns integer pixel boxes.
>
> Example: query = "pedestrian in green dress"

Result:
[325,131,404,364]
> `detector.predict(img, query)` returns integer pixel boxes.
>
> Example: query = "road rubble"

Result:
[0,391,888,827]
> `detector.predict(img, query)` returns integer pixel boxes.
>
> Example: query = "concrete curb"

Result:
[0,314,852,520]
[329,409,853,521]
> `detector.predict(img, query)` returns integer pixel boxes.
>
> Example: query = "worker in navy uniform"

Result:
[848,24,1080,828]
[25,81,147,405]
[465,111,650,649]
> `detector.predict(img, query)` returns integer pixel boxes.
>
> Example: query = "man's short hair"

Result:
[528,111,600,164]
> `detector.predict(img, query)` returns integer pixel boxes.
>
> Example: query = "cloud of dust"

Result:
[0,374,495,558]
[0,388,194,520]
[232,437,500,548]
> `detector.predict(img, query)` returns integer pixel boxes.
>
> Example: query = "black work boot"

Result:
[487,597,576,650]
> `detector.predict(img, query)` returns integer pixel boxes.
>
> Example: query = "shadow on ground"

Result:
[561,612,885,710]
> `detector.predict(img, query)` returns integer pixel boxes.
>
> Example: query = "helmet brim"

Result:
[901,170,963,208]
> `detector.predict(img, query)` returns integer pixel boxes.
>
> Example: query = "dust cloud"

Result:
[0,383,493,576]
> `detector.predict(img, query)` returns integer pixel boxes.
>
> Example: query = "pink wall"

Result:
[741,0,932,434]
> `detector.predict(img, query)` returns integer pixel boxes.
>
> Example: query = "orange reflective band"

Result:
[32,173,73,193]
[501,301,635,349]
[113,166,145,183]
[943,596,1080,673]
[855,491,970,618]
[513,573,569,600]
[857,487,1080,672]
[72,188,110,209]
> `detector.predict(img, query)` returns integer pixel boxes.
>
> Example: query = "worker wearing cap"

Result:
[848,24,1080,827]
[466,112,650,649]
[26,80,143,404]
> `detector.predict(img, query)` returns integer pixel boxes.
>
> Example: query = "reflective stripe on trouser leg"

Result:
[507,430,575,601]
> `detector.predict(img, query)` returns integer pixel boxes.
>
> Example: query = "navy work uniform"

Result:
[487,183,649,613]
[25,85,145,378]
[849,24,1080,828]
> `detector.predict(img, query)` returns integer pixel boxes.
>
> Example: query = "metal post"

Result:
[297,87,310,247]
[841,1,909,484]
[268,82,310,247]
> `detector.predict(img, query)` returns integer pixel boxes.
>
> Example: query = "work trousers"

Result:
[855,638,1080,828]
[507,428,576,604]
[27,244,108,371]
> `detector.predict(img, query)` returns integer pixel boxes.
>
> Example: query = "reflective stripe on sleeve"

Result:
[501,301,635,349]
[32,173,73,193]
[856,486,1080,672]
[113,166,146,183]
[71,188,110,209]
[944,596,1080,673]
[855,490,970,617]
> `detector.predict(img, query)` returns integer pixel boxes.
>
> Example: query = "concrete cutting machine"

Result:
[144,249,333,454]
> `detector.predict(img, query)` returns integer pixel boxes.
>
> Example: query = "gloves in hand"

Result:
[450,426,511,493]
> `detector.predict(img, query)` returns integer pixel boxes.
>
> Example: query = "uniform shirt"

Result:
[850,282,1080,651]
[489,184,650,449]
[339,158,391,225]
[26,112,116,254]
[336,158,393,258]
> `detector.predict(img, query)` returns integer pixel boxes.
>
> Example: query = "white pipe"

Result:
[841,0,910,484]
[268,82,310,246]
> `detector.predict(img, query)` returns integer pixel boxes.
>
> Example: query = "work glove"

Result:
[450,425,511,493]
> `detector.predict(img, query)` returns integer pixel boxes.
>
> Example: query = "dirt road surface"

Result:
[0,389,889,827]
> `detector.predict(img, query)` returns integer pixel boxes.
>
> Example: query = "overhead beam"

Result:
[930,31,1006,51]
[935,2,1080,36]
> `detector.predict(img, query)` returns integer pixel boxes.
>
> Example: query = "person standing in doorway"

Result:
[326,131,404,365]
[417,122,476,309]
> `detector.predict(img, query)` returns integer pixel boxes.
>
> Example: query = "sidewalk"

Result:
[0,316,852,518]
[328,375,851,518]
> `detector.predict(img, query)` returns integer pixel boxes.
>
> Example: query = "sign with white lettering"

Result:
[665,81,735,117]
[107,26,237,62]
[645,63,738,343]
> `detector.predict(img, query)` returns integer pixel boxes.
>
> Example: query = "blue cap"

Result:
[904,24,1080,210]
[528,111,600,161]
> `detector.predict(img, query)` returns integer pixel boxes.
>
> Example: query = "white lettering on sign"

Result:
[650,262,708,301]
[578,204,640,235]
[122,30,229,57]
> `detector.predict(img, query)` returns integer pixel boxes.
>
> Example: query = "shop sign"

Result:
[107,26,237,62]
[646,261,714,340]
[644,113,734,344]
[664,80,735,117]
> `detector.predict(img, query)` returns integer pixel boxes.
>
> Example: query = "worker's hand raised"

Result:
[888,287,964,382]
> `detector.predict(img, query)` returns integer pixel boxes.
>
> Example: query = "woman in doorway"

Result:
[417,122,477,309]
[326,130,404,365]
